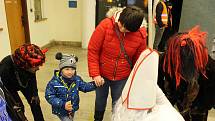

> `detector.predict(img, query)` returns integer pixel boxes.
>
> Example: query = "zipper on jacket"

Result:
[113,50,121,80]
[113,33,126,80]
[60,76,76,98]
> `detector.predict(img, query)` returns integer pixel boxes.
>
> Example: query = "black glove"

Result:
[30,96,40,105]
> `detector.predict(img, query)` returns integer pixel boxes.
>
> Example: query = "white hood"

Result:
[121,48,158,109]
[106,7,123,22]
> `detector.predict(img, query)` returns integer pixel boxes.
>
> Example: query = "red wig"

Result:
[163,26,208,88]
[12,44,48,69]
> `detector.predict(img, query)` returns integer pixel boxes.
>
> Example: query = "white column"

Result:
[82,0,96,49]
[148,0,153,48]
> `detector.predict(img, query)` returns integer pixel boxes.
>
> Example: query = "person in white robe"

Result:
[112,48,184,121]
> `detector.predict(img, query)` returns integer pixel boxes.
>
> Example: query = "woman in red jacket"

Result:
[88,6,147,121]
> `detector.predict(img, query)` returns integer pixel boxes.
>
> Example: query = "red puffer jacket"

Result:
[88,17,147,81]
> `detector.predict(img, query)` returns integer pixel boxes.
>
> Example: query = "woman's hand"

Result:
[93,76,104,87]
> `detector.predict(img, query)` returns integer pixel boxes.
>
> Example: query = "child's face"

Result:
[61,67,76,78]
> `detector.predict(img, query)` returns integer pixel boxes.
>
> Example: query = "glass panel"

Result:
[34,0,42,21]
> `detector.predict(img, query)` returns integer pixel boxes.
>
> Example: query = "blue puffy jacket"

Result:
[0,87,12,121]
[45,70,96,116]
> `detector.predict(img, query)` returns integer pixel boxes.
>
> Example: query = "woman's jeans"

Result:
[94,77,127,112]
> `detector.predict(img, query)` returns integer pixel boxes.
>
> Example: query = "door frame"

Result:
[4,0,30,43]
[20,0,30,43]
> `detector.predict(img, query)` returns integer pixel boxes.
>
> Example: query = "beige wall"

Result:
[0,0,96,60]
[26,0,54,46]
[0,0,12,59]
[27,0,84,45]
[46,0,83,42]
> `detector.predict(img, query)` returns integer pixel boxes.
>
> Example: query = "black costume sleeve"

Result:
[203,55,215,109]
[157,53,177,105]
[190,55,215,110]
[0,56,16,89]
[157,53,165,91]
[28,74,39,97]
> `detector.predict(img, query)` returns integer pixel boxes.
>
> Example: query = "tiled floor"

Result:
[20,45,214,121]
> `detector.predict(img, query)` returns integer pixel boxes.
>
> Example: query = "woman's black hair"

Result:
[118,6,144,32]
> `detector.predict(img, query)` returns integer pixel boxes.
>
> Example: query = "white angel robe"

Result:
[112,48,184,121]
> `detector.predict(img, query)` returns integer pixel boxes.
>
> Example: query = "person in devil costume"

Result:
[0,44,47,121]
[158,26,215,121]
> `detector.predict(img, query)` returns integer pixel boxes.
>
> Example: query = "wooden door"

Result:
[4,0,27,52]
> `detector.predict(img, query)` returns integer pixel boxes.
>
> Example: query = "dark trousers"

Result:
[10,88,44,121]
[182,108,208,121]
[94,77,127,121]
[153,25,165,50]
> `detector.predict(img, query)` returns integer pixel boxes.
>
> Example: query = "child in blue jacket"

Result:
[45,52,103,121]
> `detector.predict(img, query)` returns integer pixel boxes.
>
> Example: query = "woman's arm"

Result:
[87,19,107,78]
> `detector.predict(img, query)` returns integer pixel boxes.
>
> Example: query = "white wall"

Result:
[0,0,11,60]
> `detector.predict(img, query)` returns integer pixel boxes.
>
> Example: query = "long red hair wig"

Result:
[163,26,208,88]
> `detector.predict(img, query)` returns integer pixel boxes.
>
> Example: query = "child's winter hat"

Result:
[55,52,78,70]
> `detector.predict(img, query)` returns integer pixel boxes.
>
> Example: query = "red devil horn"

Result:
[41,48,48,54]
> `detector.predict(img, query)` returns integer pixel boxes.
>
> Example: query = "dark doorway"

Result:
[158,0,184,52]
[96,0,127,26]
[95,0,148,26]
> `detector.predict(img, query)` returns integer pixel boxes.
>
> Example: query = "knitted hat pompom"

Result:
[55,52,63,60]
[73,55,78,62]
